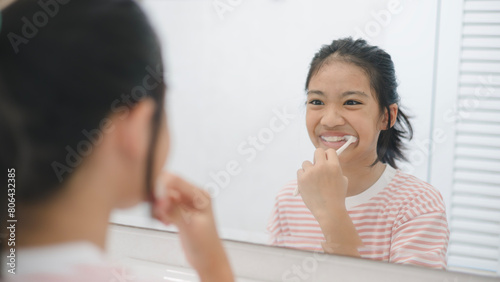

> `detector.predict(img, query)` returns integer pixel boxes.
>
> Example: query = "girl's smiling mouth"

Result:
[319,134,357,150]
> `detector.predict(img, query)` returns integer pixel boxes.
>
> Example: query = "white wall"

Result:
[112,0,441,244]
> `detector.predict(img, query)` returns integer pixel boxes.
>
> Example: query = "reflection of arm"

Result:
[297,148,363,257]
[316,205,363,257]
[390,190,449,269]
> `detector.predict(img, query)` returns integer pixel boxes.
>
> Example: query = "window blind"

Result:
[446,0,500,276]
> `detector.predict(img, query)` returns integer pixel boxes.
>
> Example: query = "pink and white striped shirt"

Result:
[267,165,449,269]
[4,242,155,282]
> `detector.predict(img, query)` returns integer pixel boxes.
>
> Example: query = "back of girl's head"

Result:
[305,37,413,168]
[0,0,165,203]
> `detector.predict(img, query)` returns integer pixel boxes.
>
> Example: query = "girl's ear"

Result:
[379,104,398,130]
[115,98,156,161]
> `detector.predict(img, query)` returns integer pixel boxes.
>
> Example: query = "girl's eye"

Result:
[344,100,362,106]
[308,100,324,106]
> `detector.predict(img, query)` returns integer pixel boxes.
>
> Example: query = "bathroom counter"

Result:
[107,224,499,282]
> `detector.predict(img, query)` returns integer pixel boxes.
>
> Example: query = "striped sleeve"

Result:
[267,199,284,246]
[390,187,450,269]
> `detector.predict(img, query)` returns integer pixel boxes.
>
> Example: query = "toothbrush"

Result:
[293,135,357,196]
[335,135,357,155]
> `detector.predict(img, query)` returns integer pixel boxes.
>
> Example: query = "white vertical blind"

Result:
[446,0,500,276]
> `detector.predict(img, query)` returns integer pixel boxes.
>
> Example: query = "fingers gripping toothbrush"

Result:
[293,135,357,196]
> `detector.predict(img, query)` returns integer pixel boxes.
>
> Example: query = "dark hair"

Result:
[0,0,165,202]
[305,37,413,168]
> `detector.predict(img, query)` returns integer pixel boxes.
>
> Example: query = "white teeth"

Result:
[321,136,348,142]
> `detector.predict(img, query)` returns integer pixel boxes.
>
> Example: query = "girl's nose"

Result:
[320,108,345,128]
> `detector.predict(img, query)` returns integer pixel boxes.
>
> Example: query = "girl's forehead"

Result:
[314,61,369,80]
[308,62,375,98]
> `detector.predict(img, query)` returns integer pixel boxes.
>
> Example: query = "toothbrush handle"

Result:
[335,139,353,156]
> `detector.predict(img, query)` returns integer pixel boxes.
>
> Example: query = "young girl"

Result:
[268,38,449,269]
[0,0,233,281]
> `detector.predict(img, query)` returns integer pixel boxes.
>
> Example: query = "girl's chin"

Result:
[315,145,349,159]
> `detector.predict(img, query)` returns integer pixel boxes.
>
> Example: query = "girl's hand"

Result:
[297,148,363,256]
[153,172,234,282]
[297,148,348,220]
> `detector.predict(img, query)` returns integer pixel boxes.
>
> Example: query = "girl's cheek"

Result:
[306,113,320,131]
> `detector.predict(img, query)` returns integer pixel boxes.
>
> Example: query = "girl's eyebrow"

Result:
[307,90,369,97]
[342,90,369,98]
[307,90,325,96]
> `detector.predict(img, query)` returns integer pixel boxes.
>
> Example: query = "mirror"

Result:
[110,0,500,278]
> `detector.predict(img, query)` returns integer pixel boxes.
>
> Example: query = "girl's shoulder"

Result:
[7,265,147,282]
[275,179,298,200]
[391,169,440,193]
[386,169,446,208]
[6,242,157,282]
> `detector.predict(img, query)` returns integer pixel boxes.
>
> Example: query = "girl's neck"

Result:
[16,170,113,251]
[17,209,109,251]
[17,198,110,251]
[342,160,387,197]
